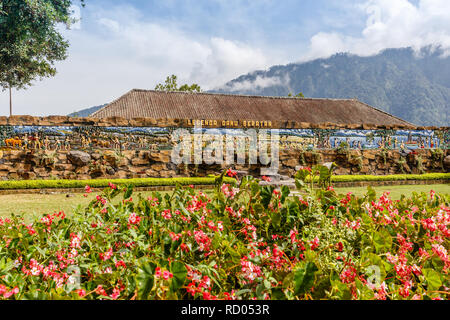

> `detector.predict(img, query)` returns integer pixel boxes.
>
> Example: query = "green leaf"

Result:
[372,229,392,253]
[136,262,156,300]
[260,186,274,208]
[124,184,134,200]
[423,268,442,292]
[293,262,318,296]
[355,278,375,300]
[331,280,352,300]
[170,261,187,291]
[365,186,377,202]
[280,185,290,203]
[271,288,286,300]
[271,211,282,229]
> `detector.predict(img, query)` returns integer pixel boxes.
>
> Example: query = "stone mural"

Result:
[0,125,448,152]
[0,124,448,181]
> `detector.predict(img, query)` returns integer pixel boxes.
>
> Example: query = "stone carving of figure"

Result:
[54,138,62,151]
[64,137,71,151]
[44,136,50,150]
[22,134,29,150]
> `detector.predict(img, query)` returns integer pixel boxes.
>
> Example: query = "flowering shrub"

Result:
[0,167,448,300]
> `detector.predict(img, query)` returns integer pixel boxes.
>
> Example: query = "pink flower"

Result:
[128,212,141,225]
[70,233,81,248]
[221,184,238,199]
[96,195,107,205]
[340,266,357,284]
[180,243,190,252]
[108,182,117,190]
[99,248,113,261]
[155,267,161,278]
[161,209,172,220]
[95,285,107,296]
[75,289,86,298]
[169,232,182,242]
[163,270,173,280]
[310,237,320,250]
[430,190,436,200]
[432,244,448,263]
[110,287,120,300]
[85,185,92,193]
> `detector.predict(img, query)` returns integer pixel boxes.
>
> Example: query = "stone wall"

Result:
[0,115,448,181]
[0,148,448,181]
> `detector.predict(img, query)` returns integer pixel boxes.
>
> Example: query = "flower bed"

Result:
[0,168,448,300]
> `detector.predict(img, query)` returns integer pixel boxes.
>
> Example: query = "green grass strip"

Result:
[0,177,237,190]
[330,173,450,182]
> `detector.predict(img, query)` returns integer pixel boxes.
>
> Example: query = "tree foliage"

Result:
[0,0,85,91]
[155,74,202,93]
[288,92,305,98]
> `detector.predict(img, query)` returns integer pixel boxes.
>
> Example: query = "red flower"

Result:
[128,212,141,225]
[226,168,237,178]
[75,289,86,298]
[108,182,117,190]
[310,237,320,250]
[163,270,173,280]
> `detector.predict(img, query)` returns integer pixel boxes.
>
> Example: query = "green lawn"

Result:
[0,184,448,222]
[0,191,161,223]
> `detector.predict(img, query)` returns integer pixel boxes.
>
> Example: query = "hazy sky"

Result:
[1,0,449,116]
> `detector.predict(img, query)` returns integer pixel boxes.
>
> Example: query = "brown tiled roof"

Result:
[91,89,412,126]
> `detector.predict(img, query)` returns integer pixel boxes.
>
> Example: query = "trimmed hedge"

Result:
[0,177,237,190]
[0,173,447,191]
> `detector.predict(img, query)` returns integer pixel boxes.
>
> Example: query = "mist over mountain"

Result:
[212,47,450,126]
[70,47,449,126]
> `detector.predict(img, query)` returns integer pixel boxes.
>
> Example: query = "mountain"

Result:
[212,47,450,126]
[68,104,106,118]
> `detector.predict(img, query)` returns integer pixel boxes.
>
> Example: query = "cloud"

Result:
[2,0,450,116]
[219,74,290,92]
[302,0,450,60]
[189,38,271,88]
[0,3,278,116]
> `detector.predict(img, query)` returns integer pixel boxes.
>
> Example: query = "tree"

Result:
[0,0,85,116]
[155,74,202,93]
[288,92,305,98]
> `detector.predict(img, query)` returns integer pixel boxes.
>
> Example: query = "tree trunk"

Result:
[9,86,12,117]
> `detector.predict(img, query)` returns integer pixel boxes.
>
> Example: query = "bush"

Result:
[0,167,448,300]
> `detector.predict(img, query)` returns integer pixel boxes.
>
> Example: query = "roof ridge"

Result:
[91,89,411,126]
[91,89,136,117]
[355,99,415,126]
[129,88,358,101]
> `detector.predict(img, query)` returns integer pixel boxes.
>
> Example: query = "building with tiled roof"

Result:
[91,89,412,127]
